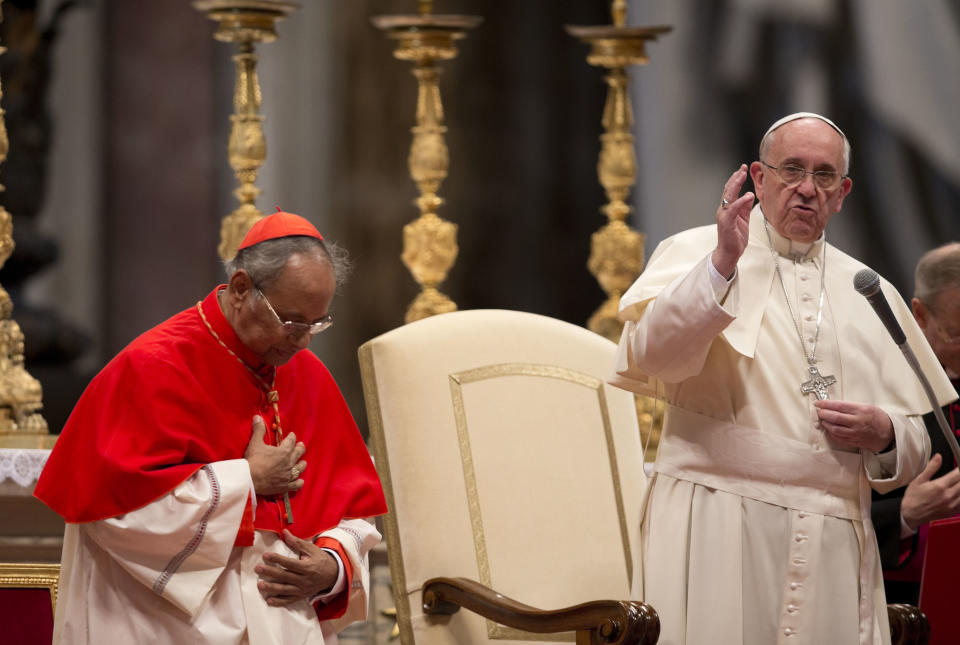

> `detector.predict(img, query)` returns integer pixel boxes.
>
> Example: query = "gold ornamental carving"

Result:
[567,7,671,344]
[194,0,298,261]
[0,0,51,448]
[372,2,481,324]
[0,563,60,613]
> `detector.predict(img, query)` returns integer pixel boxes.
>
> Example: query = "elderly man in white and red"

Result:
[611,113,955,645]
[37,211,387,644]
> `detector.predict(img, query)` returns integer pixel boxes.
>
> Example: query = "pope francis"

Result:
[611,113,956,645]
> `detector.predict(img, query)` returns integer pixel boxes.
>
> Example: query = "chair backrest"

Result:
[359,310,647,645]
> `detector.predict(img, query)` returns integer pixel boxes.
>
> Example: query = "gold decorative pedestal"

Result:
[0,0,50,449]
[567,15,670,344]
[372,3,481,324]
[194,0,299,261]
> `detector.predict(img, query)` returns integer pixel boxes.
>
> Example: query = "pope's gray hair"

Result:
[915,241,960,306]
[224,236,352,291]
[758,117,851,176]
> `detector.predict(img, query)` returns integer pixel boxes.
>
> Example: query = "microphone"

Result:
[854,268,960,465]
[853,269,906,345]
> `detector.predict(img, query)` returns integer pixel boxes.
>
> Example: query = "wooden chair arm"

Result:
[422,576,659,645]
[888,603,929,645]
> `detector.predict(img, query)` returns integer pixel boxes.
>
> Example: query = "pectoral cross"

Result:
[800,365,836,400]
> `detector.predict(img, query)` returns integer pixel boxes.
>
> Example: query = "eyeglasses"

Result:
[761,161,846,190]
[257,288,333,337]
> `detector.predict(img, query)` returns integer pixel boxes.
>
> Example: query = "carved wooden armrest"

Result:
[887,604,929,645]
[422,576,659,645]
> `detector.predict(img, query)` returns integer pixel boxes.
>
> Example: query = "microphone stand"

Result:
[898,343,960,466]
[853,268,959,463]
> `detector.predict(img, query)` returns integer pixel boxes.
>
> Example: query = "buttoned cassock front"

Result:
[611,206,955,645]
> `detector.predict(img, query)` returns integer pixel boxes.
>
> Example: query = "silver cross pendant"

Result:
[800,365,837,400]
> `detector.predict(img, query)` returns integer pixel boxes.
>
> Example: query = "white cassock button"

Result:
[795,533,808,542]
[790,582,802,590]
[800,274,809,281]
[787,603,799,613]
[801,294,811,301]
[804,314,814,322]
[784,627,797,636]
[798,512,808,519]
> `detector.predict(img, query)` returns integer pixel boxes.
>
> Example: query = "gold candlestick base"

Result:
[406,287,457,324]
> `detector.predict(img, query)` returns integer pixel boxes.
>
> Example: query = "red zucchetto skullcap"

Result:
[237,208,324,251]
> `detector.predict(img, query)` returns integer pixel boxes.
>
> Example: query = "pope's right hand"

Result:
[244,415,307,496]
[712,164,755,280]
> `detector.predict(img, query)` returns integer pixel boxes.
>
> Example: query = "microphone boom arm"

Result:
[854,268,959,463]
[898,342,960,466]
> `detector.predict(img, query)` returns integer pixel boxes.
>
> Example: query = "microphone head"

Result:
[854,268,881,296]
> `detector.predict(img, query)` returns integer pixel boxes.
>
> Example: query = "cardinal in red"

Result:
[36,210,387,645]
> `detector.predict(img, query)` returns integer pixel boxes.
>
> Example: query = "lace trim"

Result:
[0,449,50,487]
[337,523,364,555]
[152,465,221,596]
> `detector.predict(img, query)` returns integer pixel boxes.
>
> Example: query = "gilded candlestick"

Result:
[568,5,671,458]
[372,4,481,324]
[194,0,298,261]
[567,13,671,343]
[0,0,51,447]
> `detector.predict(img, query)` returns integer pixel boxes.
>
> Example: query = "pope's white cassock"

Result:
[53,460,381,644]
[610,205,955,645]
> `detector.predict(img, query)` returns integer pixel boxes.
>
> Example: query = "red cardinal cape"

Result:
[35,288,386,538]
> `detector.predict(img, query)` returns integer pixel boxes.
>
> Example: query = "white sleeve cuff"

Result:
[707,258,736,303]
[246,471,257,518]
[899,513,918,539]
[312,547,346,603]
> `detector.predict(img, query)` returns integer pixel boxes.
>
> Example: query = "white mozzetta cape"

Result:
[611,206,955,645]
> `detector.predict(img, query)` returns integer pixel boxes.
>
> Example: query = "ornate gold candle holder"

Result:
[194,0,299,261]
[567,12,670,344]
[568,6,671,457]
[0,0,51,448]
[372,2,481,324]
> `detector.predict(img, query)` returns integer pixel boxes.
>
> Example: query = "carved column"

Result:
[0,0,50,448]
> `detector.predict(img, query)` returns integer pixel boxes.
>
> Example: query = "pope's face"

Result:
[231,253,336,367]
[914,285,960,376]
[749,118,852,243]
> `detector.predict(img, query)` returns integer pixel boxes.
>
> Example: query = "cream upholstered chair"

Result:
[359,309,658,645]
